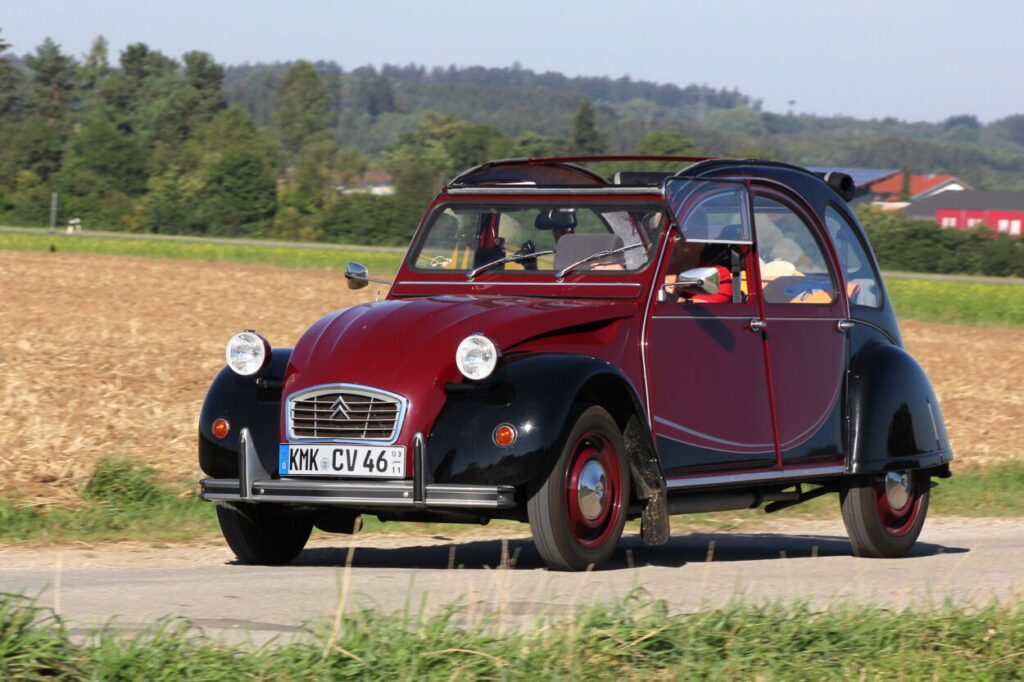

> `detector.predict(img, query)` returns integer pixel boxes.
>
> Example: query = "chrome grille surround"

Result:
[286,383,408,445]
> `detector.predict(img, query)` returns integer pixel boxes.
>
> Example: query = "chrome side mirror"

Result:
[345,262,395,290]
[345,262,369,290]
[664,266,720,296]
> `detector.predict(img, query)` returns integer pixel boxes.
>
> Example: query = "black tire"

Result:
[216,502,313,565]
[528,405,630,571]
[840,470,930,558]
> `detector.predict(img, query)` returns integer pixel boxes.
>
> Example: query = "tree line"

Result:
[1,31,1023,261]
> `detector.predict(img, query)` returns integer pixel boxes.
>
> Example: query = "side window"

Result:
[824,206,883,308]
[753,196,836,305]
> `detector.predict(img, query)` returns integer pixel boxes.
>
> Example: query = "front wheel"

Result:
[216,502,313,565]
[528,406,630,571]
[840,470,930,558]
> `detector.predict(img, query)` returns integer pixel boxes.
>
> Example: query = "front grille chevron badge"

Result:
[328,395,353,420]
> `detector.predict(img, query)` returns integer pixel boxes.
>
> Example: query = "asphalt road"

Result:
[1,517,1020,644]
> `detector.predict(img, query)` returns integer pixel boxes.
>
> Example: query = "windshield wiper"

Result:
[466,250,555,281]
[554,243,644,281]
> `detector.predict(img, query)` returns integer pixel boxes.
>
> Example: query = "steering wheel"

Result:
[417,255,452,268]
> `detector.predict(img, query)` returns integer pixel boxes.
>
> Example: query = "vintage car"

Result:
[198,156,953,571]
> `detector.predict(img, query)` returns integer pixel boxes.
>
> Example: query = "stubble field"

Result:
[1,249,1020,505]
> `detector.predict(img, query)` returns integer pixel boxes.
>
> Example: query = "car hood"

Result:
[284,295,635,398]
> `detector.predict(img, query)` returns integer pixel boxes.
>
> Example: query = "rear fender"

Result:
[847,343,953,474]
[198,348,292,478]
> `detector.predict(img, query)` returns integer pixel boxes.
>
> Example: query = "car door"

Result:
[751,188,848,469]
[646,180,777,480]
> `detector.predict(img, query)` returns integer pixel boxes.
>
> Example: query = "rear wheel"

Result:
[528,406,630,571]
[840,470,929,558]
[216,502,313,564]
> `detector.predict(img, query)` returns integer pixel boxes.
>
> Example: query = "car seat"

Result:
[554,233,625,271]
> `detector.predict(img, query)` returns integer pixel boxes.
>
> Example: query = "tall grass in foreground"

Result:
[1,459,1022,545]
[0,592,1021,680]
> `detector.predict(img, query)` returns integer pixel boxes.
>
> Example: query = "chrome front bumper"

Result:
[199,428,516,509]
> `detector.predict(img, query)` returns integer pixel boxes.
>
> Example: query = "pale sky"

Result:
[3,0,1021,123]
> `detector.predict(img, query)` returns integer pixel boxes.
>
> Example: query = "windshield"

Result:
[409,201,666,276]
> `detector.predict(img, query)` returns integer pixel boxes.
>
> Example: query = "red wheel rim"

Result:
[564,430,623,549]
[873,471,925,537]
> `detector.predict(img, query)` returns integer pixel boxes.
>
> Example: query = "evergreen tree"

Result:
[0,28,21,116]
[272,61,332,157]
[183,51,226,119]
[357,74,396,119]
[80,36,111,93]
[120,43,176,82]
[572,100,606,154]
[199,148,277,235]
[24,37,77,121]
[59,113,148,196]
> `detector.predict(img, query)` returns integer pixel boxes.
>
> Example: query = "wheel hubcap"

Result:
[884,471,911,511]
[577,459,608,521]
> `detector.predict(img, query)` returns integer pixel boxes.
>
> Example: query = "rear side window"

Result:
[824,206,883,308]
[753,196,836,305]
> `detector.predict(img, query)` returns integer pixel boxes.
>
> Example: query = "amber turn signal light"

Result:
[493,424,517,447]
[211,418,230,439]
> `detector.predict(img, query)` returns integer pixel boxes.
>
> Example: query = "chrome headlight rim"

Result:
[225,330,272,376]
[455,333,500,381]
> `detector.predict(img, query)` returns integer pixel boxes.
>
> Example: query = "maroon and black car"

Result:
[198,156,953,571]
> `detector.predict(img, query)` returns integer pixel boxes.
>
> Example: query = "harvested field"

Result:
[1,249,1019,505]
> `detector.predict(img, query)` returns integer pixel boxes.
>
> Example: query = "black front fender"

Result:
[847,343,953,474]
[426,353,654,492]
[198,348,292,479]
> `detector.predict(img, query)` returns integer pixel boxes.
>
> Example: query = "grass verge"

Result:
[0,458,215,544]
[2,229,1023,328]
[1,459,1021,546]
[1,592,1021,680]
[0,229,405,277]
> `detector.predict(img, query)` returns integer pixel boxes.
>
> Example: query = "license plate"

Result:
[278,444,406,478]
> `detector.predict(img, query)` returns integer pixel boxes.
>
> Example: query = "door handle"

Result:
[748,318,766,332]
[836,320,854,332]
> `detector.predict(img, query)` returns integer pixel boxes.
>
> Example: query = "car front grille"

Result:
[288,386,405,442]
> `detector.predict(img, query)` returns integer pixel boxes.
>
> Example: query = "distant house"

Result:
[901,190,1024,236]
[868,174,972,210]
[338,173,395,196]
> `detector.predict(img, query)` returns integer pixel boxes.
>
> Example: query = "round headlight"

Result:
[455,333,499,381]
[225,331,271,376]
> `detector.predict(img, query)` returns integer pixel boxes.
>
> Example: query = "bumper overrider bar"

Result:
[199,428,516,509]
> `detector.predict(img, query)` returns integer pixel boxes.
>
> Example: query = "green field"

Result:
[3,229,1020,328]
[887,277,1024,328]
[0,229,406,276]
[1,592,1020,680]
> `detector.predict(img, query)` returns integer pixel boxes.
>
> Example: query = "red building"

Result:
[902,190,1024,235]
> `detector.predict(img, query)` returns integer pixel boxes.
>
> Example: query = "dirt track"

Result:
[1,249,1020,504]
